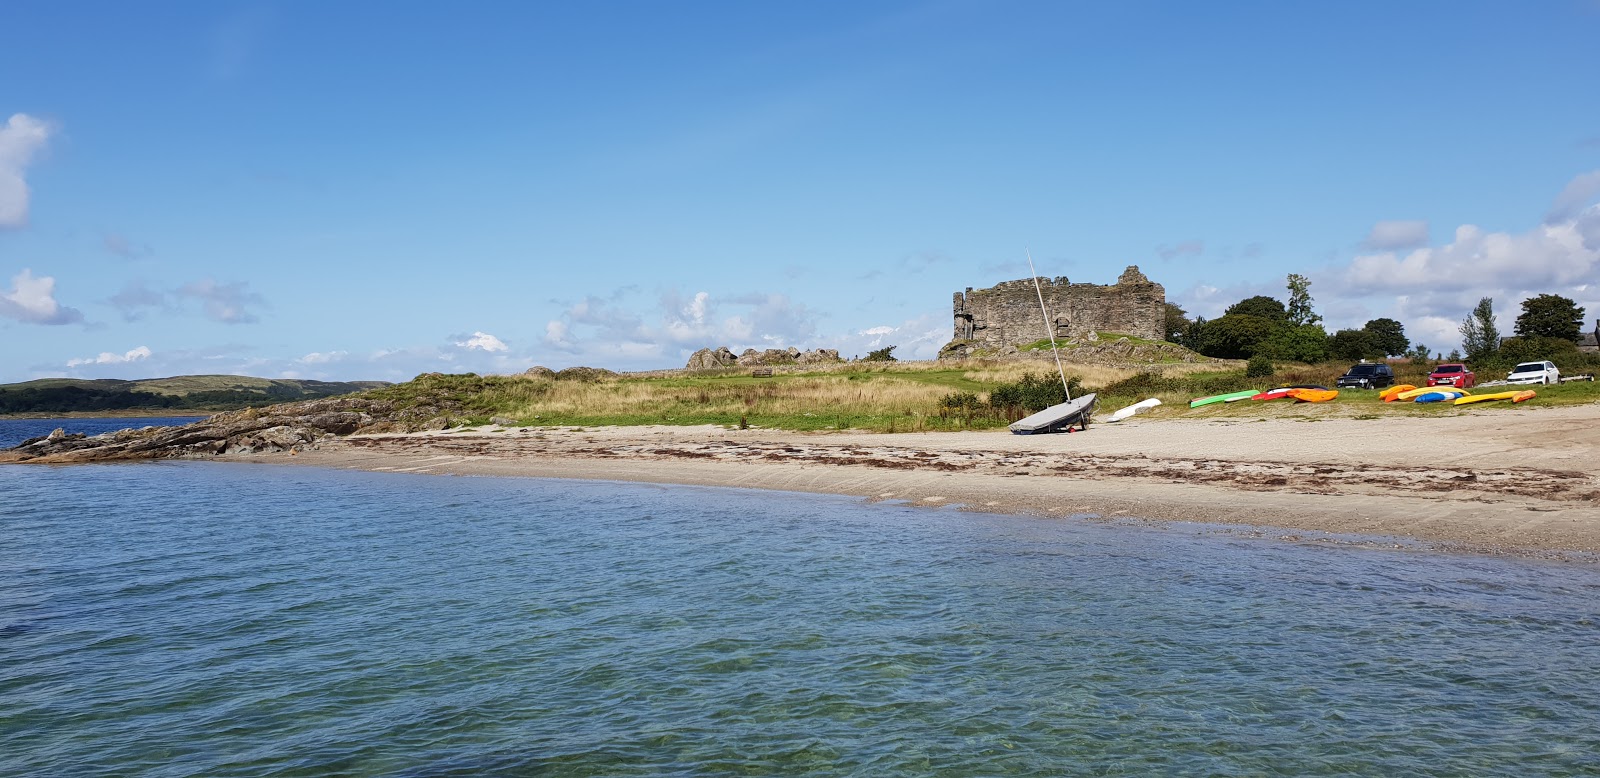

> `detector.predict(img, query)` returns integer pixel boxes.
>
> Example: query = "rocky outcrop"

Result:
[2,396,383,463]
[686,346,842,370]
[521,365,557,379]
[686,347,738,369]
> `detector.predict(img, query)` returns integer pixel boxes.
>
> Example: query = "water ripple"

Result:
[3,461,1599,776]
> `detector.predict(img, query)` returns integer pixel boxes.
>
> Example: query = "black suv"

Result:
[1335,362,1395,389]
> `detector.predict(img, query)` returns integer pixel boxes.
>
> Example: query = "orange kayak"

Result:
[1286,388,1339,403]
[1380,384,1416,402]
[1513,390,1537,403]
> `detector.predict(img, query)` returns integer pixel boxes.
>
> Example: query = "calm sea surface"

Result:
[0,416,206,448]
[2,461,1599,776]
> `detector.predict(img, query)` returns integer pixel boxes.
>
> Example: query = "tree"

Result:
[1513,294,1585,342]
[1224,295,1288,322]
[1261,324,1329,363]
[1189,314,1279,359]
[1362,318,1409,357]
[1286,274,1321,326]
[1163,302,1191,344]
[1326,329,1383,361]
[1404,342,1431,362]
[1497,335,1579,365]
[1459,297,1500,362]
[864,345,897,362]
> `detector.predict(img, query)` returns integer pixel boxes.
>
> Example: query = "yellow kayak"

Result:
[1453,391,1521,406]
[1379,384,1416,402]
[1397,386,1468,401]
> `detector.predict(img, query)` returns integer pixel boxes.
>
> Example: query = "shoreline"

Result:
[218,405,1600,562]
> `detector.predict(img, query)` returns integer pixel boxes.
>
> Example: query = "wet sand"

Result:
[229,403,1600,560]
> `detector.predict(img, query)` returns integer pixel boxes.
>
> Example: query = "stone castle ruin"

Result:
[943,265,1165,358]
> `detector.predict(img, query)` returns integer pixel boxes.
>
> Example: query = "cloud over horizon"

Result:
[66,345,152,368]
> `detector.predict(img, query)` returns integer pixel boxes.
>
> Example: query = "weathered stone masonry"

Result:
[949,265,1165,350]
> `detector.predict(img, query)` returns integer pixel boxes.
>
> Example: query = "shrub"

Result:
[863,345,897,362]
[1246,354,1274,378]
[987,372,1083,419]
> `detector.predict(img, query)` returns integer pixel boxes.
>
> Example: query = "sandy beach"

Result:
[230,403,1600,560]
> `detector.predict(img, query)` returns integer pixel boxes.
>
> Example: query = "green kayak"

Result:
[1189,389,1258,408]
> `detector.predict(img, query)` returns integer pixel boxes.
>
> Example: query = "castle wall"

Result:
[952,265,1165,348]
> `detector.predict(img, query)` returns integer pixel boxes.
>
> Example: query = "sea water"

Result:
[2,461,1598,776]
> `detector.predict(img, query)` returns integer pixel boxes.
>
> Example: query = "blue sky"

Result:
[3,1,1599,383]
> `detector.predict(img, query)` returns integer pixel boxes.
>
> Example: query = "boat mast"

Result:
[1025,248,1072,402]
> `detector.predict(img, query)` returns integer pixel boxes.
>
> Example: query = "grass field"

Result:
[364,357,1597,433]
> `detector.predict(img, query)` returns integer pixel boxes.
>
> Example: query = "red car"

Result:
[1427,363,1476,388]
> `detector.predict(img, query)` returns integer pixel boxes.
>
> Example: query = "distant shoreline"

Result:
[221,406,1600,562]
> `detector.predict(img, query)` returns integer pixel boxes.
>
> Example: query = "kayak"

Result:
[1286,388,1338,403]
[1453,391,1520,406]
[1412,389,1465,403]
[1379,384,1416,402]
[1107,397,1161,421]
[1513,390,1537,403]
[1396,385,1466,401]
[1252,384,1330,401]
[1189,389,1259,408]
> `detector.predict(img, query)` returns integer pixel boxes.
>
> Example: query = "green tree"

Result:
[1327,329,1382,361]
[1224,295,1288,322]
[1286,274,1321,326]
[1362,318,1409,357]
[1245,354,1274,378]
[1404,342,1431,362]
[1459,297,1500,362]
[1163,302,1191,343]
[863,345,897,362]
[1497,335,1579,365]
[1513,294,1585,342]
[1190,314,1279,359]
[1261,323,1329,363]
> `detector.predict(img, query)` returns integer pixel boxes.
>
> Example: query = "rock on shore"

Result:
[2,396,388,463]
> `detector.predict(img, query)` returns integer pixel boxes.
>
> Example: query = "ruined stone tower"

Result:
[947,265,1165,354]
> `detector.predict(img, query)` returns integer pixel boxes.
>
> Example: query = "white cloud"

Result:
[1308,170,1600,351]
[298,350,348,364]
[177,279,265,323]
[1361,220,1429,250]
[0,114,52,229]
[1,268,84,325]
[453,331,509,352]
[66,345,152,368]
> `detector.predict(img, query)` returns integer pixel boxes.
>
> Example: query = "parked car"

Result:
[1427,363,1476,388]
[1506,361,1561,385]
[1335,362,1396,389]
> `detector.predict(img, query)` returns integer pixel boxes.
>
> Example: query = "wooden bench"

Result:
[751,368,774,377]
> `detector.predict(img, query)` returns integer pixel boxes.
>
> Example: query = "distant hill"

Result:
[0,375,390,415]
